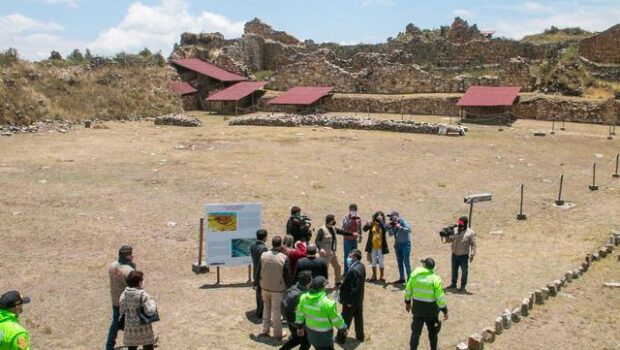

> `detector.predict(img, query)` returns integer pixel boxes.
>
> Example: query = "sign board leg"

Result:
[192,218,209,274]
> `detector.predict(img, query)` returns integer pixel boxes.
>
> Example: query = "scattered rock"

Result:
[481,327,495,343]
[535,290,544,304]
[594,153,604,158]
[603,282,620,288]
[166,221,177,227]
[174,145,185,150]
[521,299,529,316]
[456,342,469,350]
[511,308,521,323]
[38,179,48,184]
[154,113,202,127]
[468,333,484,350]
[494,317,503,335]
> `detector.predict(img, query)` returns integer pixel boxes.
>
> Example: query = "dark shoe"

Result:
[356,336,365,342]
[458,287,467,293]
[391,279,405,285]
[445,284,457,290]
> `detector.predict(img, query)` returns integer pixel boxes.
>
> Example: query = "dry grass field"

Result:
[1,112,619,349]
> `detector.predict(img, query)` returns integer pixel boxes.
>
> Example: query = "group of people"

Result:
[250,204,477,350]
[0,205,476,350]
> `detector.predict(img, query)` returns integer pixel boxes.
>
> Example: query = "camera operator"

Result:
[387,211,412,285]
[443,216,477,293]
[316,214,359,286]
[287,206,312,243]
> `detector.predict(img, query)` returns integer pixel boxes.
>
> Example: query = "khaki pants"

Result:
[325,253,342,283]
[262,290,284,337]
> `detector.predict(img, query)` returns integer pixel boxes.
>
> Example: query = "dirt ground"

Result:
[1,112,619,349]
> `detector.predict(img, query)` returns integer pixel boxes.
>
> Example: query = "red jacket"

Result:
[287,241,307,275]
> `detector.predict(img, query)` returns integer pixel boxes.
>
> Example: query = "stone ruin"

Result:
[229,114,465,136]
[154,113,202,127]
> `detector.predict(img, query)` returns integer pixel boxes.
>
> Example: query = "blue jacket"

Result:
[388,218,411,244]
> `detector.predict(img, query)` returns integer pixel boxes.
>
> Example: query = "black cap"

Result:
[387,211,399,217]
[0,291,30,309]
[310,276,328,291]
[420,258,435,270]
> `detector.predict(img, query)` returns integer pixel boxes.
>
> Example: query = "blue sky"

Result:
[1,0,619,60]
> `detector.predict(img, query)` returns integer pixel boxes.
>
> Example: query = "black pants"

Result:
[451,254,469,288]
[341,303,364,341]
[127,345,154,350]
[280,325,310,350]
[410,316,441,350]
[314,347,334,350]
[255,286,263,318]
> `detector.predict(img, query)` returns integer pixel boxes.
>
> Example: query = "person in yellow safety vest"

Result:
[404,258,448,350]
[0,291,31,350]
[295,276,347,350]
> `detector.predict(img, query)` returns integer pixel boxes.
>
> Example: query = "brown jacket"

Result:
[108,261,135,306]
[258,250,293,293]
[448,227,477,257]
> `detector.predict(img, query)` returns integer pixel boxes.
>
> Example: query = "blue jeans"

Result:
[395,241,412,281]
[451,254,469,288]
[105,306,120,350]
[343,239,358,273]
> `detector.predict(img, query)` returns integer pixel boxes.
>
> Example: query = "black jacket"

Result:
[250,240,268,283]
[340,261,366,306]
[363,222,389,255]
[287,217,305,242]
[296,256,328,280]
[281,283,307,323]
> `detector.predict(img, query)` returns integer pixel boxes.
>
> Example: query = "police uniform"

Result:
[404,260,447,350]
[0,291,31,350]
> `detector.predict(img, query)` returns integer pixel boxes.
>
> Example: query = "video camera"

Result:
[439,225,457,239]
[294,215,312,228]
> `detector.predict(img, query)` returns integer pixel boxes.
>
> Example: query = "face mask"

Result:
[350,211,357,217]
[346,257,354,266]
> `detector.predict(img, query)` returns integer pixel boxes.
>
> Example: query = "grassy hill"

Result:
[0,51,182,125]
[522,26,595,45]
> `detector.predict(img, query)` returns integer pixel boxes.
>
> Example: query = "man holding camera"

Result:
[443,216,477,293]
[387,211,412,285]
[287,206,312,243]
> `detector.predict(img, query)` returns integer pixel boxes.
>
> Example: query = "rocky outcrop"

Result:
[446,17,487,44]
[229,114,465,136]
[579,24,620,64]
[244,18,301,46]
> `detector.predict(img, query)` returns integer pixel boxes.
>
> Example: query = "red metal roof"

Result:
[206,81,268,101]
[170,58,248,82]
[268,87,334,105]
[457,86,521,107]
[169,81,197,96]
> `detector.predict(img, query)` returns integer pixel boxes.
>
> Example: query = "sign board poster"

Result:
[205,203,261,266]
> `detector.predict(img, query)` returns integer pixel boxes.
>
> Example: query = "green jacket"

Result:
[404,267,447,318]
[0,309,30,350]
[295,290,346,333]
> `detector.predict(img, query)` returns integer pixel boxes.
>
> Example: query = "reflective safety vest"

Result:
[295,290,346,333]
[404,267,447,316]
[0,310,30,350]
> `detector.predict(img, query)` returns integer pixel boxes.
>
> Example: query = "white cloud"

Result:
[0,13,81,60]
[361,0,394,7]
[494,4,620,39]
[87,0,244,56]
[43,0,79,8]
[453,9,476,19]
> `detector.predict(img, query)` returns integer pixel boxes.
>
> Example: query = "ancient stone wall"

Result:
[259,93,619,124]
[580,57,620,82]
[244,18,302,46]
[579,24,620,64]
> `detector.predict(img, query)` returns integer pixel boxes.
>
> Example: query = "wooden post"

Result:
[560,120,566,131]
[517,184,526,220]
[550,121,556,135]
[468,202,474,228]
[556,174,565,206]
[192,218,208,274]
[589,163,599,191]
[608,125,613,140]
[248,265,252,282]
[613,153,619,178]
[216,266,221,284]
